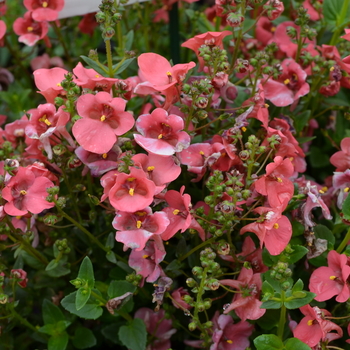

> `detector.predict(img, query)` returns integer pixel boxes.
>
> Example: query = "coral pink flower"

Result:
[181,31,231,71]
[309,250,350,302]
[132,153,181,186]
[135,53,195,109]
[128,238,166,284]
[78,12,98,36]
[342,28,350,42]
[73,62,118,91]
[330,137,350,171]
[134,108,190,156]
[303,0,322,21]
[210,311,254,350]
[33,67,69,103]
[265,0,284,20]
[106,167,156,212]
[13,11,49,46]
[0,20,6,47]
[113,207,170,251]
[72,92,134,154]
[238,236,268,273]
[263,59,309,107]
[240,204,292,255]
[254,156,294,209]
[256,17,275,47]
[75,146,120,177]
[171,287,192,310]
[220,268,265,321]
[2,167,55,216]
[25,103,73,159]
[4,115,30,147]
[134,308,176,350]
[10,269,28,288]
[23,0,65,22]
[293,305,343,348]
[30,53,64,71]
[161,186,205,240]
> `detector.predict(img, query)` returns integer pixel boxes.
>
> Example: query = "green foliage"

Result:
[118,318,147,350]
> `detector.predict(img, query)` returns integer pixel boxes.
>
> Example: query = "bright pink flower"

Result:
[220,267,265,321]
[272,21,318,58]
[342,28,350,42]
[30,53,64,71]
[113,207,170,251]
[106,167,156,212]
[0,20,6,46]
[134,108,190,156]
[254,156,294,209]
[210,311,254,350]
[73,62,118,91]
[333,169,350,208]
[134,308,176,350]
[33,67,68,103]
[129,238,166,284]
[10,269,28,288]
[309,250,350,302]
[263,59,309,107]
[171,287,192,310]
[330,137,350,171]
[161,186,205,240]
[240,205,292,255]
[181,31,231,71]
[23,0,65,22]
[4,115,30,147]
[72,92,134,154]
[303,0,322,21]
[13,11,49,46]
[132,153,181,186]
[135,53,195,109]
[2,167,55,216]
[25,103,73,159]
[293,305,343,348]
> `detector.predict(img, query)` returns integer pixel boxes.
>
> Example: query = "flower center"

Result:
[20,190,27,196]
[173,209,180,215]
[147,166,155,172]
[39,114,51,126]
[136,220,142,228]
[273,223,279,229]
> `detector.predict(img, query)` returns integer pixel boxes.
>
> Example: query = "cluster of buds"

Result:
[198,45,229,77]
[95,0,122,41]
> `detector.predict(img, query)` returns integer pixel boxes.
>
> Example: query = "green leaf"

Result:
[80,56,108,76]
[72,327,97,349]
[254,334,284,350]
[21,250,46,270]
[46,258,71,277]
[43,300,65,325]
[39,324,56,336]
[314,224,334,247]
[113,57,135,77]
[261,300,283,309]
[124,30,134,51]
[284,292,316,309]
[106,251,117,264]
[78,257,95,288]
[61,291,103,320]
[323,0,350,27]
[262,281,275,295]
[108,280,136,298]
[294,110,310,134]
[118,319,147,350]
[292,279,303,293]
[292,221,304,237]
[76,287,92,311]
[342,193,350,220]
[105,232,115,249]
[102,322,124,344]
[284,337,312,350]
[288,245,308,264]
[48,332,69,350]
[45,260,59,271]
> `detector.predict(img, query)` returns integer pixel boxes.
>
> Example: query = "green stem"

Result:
[51,22,72,65]
[178,237,216,262]
[5,217,49,265]
[105,39,114,78]
[329,0,350,46]
[56,207,126,263]
[277,290,286,340]
[9,305,44,336]
[336,227,350,254]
